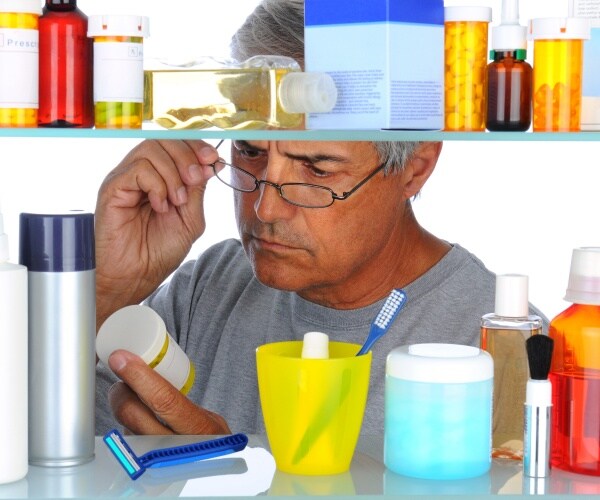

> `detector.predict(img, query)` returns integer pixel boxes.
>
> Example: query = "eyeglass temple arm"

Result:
[332,162,387,201]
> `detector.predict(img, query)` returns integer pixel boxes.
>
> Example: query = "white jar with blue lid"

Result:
[384,343,493,480]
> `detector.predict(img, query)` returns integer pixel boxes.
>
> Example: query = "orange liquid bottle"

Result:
[549,248,600,476]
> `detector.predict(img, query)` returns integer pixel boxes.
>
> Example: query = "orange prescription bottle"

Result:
[549,247,600,476]
[87,15,149,129]
[0,0,41,127]
[528,17,591,132]
[444,6,492,131]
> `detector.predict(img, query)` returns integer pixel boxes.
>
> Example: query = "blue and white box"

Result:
[304,0,444,130]
[572,0,600,130]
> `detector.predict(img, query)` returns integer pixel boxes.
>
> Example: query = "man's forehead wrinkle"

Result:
[237,140,361,164]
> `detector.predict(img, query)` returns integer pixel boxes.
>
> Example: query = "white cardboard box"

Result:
[304,0,444,130]
[573,0,600,130]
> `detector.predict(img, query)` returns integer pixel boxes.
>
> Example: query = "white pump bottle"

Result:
[0,211,28,484]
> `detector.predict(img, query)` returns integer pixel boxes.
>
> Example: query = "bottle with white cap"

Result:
[384,343,494,480]
[0,210,28,484]
[486,0,532,131]
[549,247,600,476]
[143,55,337,130]
[480,274,542,460]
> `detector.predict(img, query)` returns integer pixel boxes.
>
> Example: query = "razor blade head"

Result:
[104,429,145,480]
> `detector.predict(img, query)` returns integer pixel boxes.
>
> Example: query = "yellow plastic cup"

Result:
[256,341,371,475]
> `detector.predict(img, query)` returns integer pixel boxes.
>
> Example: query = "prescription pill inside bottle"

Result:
[528,17,590,132]
[87,15,150,129]
[444,6,492,132]
[0,0,42,127]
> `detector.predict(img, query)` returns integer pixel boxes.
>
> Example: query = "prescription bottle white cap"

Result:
[0,0,42,14]
[278,72,338,113]
[386,343,493,383]
[96,305,195,394]
[444,6,492,23]
[528,17,590,41]
[88,15,150,38]
[564,247,600,305]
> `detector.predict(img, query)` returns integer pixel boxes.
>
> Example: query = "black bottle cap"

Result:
[19,212,95,272]
[44,0,77,12]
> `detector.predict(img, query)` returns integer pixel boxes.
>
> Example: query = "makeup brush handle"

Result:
[524,404,552,478]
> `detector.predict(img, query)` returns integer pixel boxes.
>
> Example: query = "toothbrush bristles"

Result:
[375,290,405,328]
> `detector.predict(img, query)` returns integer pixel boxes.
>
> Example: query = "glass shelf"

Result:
[1,127,600,141]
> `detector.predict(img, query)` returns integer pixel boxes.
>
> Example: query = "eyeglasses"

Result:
[209,140,386,209]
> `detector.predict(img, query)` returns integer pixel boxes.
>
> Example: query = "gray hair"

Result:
[230,0,421,174]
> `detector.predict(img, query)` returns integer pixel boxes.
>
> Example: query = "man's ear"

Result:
[401,142,443,199]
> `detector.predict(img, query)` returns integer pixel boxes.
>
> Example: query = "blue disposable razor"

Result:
[103,429,249,480]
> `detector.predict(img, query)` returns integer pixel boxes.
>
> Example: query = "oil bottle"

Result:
[481,274,542,460]
[143,55,337,130]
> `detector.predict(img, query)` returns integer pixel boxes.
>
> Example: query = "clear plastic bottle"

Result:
[480,274,542,460]
[143,55,338,130]
[38,0,93,128]
[550,247,600,476]
[0,0,41,127]
[0,212,28,484]
[486,0,532,131]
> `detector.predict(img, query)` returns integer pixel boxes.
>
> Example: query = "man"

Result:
[95,0,547,436]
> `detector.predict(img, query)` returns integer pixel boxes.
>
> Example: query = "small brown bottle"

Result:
[485,0,532,131]
[486,49,532,131]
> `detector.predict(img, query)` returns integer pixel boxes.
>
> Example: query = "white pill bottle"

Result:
[97,305,195,394]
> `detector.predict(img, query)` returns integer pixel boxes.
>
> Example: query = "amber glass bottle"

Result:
[486,49,532,131]
[38,0,93,127]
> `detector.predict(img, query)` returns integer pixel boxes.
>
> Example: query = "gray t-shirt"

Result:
[95,238,548,435]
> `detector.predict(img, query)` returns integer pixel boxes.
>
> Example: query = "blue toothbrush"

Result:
[292,289,407,465]
[104,429,248,480]
[357,289,407,355]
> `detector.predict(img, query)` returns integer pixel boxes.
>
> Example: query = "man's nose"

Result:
[253,165,295,222]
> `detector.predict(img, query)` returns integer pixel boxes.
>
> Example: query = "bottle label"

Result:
[0,28,39,108]
[93,42,144,103]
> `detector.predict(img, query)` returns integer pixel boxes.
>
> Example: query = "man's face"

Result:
[232,140,411,306]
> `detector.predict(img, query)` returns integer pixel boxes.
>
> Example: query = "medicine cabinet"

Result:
[0,0,599,324]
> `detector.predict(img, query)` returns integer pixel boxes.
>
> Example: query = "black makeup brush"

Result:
[523,334,554,478]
